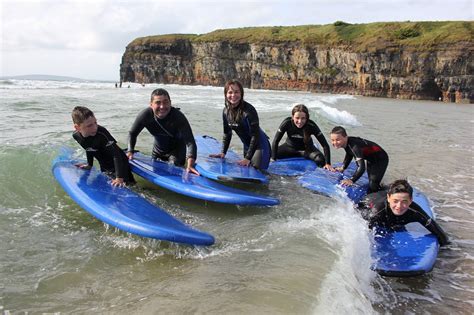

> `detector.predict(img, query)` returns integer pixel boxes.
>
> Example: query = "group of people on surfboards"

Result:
[70,79,449,246]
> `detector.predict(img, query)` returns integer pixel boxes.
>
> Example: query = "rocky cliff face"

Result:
[120,34,473,103]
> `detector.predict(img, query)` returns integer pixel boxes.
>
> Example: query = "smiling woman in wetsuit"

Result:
[271,104,334,170]
[209,80,271,170]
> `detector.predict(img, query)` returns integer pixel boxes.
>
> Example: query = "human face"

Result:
[292,111,308,128]
[387,192,412,216]
[330,133,348,149]
[226,84,242,108]
[150,94,171,118]
[75,116,98,137]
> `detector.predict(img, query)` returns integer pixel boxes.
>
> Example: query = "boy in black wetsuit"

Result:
[330,126,388,193]
[127,88,199,175]
[71,106,135,187]
[359,179,449,246]
[272,104,333,169]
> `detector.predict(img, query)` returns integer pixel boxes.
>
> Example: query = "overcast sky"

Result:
[1,0,472,80]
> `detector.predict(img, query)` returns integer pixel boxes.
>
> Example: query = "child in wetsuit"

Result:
[209,80,271,170]
[330,126,388,193]
[272,104,333,170]
[359,179,449,246]
[71,106,135,187]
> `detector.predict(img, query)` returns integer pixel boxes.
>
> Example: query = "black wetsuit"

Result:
[341,136,389,193]
[221,101,271,169]
[128,107,197,166]
[73,125,135,183]
[360,191,449,246]
[271,117,331,167]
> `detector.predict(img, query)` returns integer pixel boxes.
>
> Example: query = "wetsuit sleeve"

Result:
[108,143,128,179]
[342,148,353,171]
[221,111,232,154]
[243,106,261,161]
[310,122,331,164]
[271,118,289,160]
[426,219,450,246]
[98,127,128,179]
[346,143,365,183]
[410,202,450,246]
[73,132,94,167]
[86,151,94,167]
[128,108,149,153]
[350,159,366,183]
[177,112,197,159]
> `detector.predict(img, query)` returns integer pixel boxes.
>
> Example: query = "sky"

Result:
[1,0,472,81]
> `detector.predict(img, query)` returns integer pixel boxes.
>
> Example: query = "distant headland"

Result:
[120,21,473,103]
[0,74,112,83]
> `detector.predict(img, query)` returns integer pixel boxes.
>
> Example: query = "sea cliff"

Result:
[120,21,473,103]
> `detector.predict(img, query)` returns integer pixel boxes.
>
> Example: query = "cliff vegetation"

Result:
[121,21,473,102]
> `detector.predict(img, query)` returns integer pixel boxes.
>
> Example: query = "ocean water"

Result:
[0,79,473,314]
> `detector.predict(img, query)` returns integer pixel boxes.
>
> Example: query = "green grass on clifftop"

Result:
[128,21,473,51]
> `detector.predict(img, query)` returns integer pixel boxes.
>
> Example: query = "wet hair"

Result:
[292,104,312,152]
[331,126,347,137]
[150,88,171,102]
[291,104,310,120]
[71,106,95,125]
[224,80,244,102]
[387,179,413,198]
[224,79,245,123]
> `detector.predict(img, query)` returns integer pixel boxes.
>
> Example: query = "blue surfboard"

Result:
[52,148,215,246]
[297,159,439,276]
[195,135,269,184]
[129,152,279,206]
[298,162,369,204]
[371,189,439,276]
[267,157,318,176]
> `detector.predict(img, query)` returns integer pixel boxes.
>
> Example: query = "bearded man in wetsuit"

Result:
[359,179,449,246]
[127,88,199,175]
[330,126,389,193]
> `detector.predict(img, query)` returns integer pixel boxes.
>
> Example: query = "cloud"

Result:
[3,0,472,52]
[1,0,472,79]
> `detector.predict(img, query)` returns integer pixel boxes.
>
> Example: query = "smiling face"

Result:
[226,84,242,108]
[150,94,171,118]
[330,133,348,149]
[292,111,308,129]
[387,192,412,216]
[75,116,98,137]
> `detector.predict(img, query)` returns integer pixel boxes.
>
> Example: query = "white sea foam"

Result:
[311,193,379,314]
[0,79,115,90]
[264,191,382,314]
[306,100,361,126]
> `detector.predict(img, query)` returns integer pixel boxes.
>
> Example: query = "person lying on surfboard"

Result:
[359,179,449,246]
[330,126,388,193]
[127,88,200,175]
[71,106,135,187]
[209,79,271,170]
[271,104,334,170]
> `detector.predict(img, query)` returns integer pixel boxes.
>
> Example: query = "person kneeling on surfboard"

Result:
[209,79,271,170]
[330,126,388,193]
[127,88,199,175]
[71,106,135,187]
[271,104,334,170]
[359,179,449,246]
